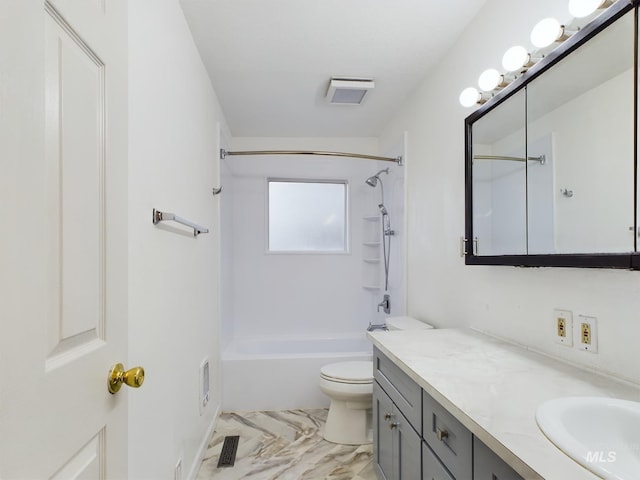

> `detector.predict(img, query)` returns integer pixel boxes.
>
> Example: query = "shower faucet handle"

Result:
[377,294,391,314]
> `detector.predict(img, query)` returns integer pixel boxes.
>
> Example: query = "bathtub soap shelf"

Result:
[362,215,382,290]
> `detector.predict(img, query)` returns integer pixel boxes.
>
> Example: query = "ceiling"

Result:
[179,0,487,138]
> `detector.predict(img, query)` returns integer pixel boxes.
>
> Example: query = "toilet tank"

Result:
[386,316,434,331]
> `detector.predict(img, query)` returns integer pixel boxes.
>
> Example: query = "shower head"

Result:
[365,168,390,187]
[378,204,388,215]
[365,176,378,187]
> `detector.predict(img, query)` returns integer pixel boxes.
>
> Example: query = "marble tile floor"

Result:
[196,409,376,480]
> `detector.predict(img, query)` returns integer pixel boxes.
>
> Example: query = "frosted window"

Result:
[268,180,347,252]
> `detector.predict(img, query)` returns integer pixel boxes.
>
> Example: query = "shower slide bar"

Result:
[220,149,402,164]
[474,154,546,165]
[152,209,209,237]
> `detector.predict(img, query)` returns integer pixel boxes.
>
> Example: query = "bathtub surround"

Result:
[220,136,407,410]
[222,334,371,411]
[379,0,640,385]
[224,137,393,340]
[196,409,375,480]
[128,0,228,478]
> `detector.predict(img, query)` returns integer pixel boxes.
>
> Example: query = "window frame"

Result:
[265,177,350,255]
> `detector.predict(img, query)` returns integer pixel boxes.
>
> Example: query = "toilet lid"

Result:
[320,361,373,384]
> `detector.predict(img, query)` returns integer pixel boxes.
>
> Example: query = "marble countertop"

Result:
[367,328,640,480]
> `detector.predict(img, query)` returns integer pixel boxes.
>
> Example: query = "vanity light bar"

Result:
[531,18,576,49]
[459,87,487,108]
[569,0,614,18]
[478,69,509,91]
[502,46,543,73]
[459,0,618,107]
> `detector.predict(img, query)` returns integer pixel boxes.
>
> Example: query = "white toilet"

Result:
[319,316,433,445]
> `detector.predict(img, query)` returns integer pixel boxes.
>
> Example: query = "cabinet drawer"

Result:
[423,441,455,480]
[422,391,472,480]
[373,348,422,432]
[473,437,524,480]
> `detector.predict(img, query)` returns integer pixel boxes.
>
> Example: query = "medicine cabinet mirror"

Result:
[465,2,638,268]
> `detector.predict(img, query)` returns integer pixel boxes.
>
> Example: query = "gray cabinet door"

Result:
[374,381,422,480]
[396,408,421,480]
[473,437,524,480]
[423,442,455,480]
[374,381,395,480]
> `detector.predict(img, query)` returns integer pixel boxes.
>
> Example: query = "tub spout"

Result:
[367,322,388,332]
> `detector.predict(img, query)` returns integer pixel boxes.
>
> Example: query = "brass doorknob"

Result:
[108,363,145,394]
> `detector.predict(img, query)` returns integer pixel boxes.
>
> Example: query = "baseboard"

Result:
[186,404,220,480]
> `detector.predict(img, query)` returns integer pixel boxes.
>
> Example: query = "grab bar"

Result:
[152,209,209,237]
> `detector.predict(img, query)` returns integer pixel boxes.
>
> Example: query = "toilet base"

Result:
[323,399,372,445]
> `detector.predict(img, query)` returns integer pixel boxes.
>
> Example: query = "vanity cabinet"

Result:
[373,382,422,480]
[373,347,524,480]
[422,390,472,479]
[373,348,422,480]
[473,437,524,480]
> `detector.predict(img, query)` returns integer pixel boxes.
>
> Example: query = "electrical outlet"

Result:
[576,315,598,353]
[553,309,573,346]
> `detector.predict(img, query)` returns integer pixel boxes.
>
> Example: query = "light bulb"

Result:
[568,0,610,18]
[531,18,564,48]
[502,46,531,72]
[459,87,481,107]
[478,69,504,91]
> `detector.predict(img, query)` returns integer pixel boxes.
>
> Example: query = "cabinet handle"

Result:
[390,422,399,429]
[384,412,392,420]
[436,428,449,441]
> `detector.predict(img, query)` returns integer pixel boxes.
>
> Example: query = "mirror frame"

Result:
[465,0,639,269]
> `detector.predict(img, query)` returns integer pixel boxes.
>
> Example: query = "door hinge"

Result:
[460,236,479,256]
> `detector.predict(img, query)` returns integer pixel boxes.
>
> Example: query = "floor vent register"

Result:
[217,435,240,468]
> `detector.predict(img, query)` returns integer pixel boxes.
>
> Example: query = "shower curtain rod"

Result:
[220,149,402,165]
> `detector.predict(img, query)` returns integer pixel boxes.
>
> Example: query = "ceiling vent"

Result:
[326,78,375,105]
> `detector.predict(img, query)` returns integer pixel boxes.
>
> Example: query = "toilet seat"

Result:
[320,361,373,385]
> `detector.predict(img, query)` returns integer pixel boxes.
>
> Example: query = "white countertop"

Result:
[367,328,640,480]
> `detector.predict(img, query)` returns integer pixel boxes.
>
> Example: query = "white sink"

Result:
[536,397,640,480]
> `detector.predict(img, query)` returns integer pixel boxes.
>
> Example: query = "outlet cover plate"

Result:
[199,358,210,415]
[554,309,573,346]
[576,315,598,353]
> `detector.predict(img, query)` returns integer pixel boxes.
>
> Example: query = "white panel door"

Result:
[0,0,129,478]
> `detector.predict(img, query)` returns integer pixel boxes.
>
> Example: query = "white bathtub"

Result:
[221,333,373,411]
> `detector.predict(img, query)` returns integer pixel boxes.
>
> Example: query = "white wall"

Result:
[128,1,229,478]
[380,0,640,384]
[222,137,405,348]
